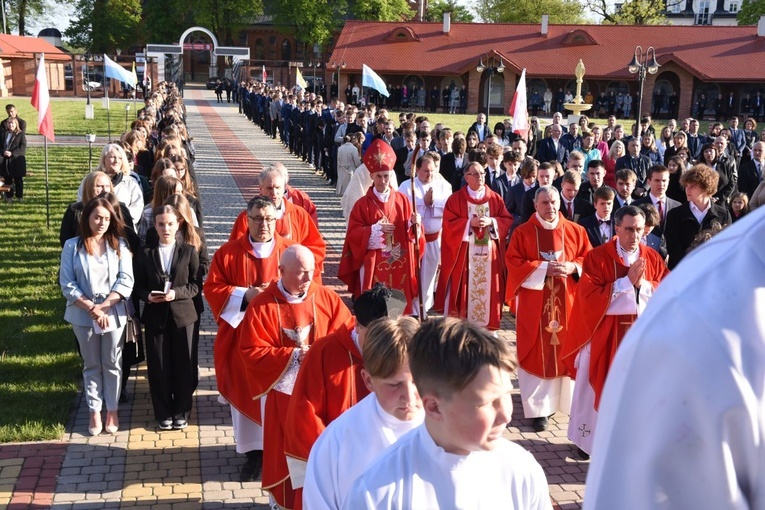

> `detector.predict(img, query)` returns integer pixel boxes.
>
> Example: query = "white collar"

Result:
[535,212,560,230]
[249,236,275,258]
[277,279,308,303]
[466,186,485,200]
[373,186,391,202]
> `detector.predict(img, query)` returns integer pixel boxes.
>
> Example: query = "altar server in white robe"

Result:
[584,206,765,510]
[343,318,553,510]
[398,153,452,315]
[303,317,423,510]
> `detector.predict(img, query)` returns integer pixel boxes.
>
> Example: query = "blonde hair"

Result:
[97,144,131,176]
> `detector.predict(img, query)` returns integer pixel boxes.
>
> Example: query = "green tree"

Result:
[195,0,264,46]
[5,0,47,35]
[425,0,475,22]
[273,0,342,46]
[587,0,672,24]
[142,0,194,44]
[350,0,412,21]
[476,0,584,24]
[738,0,765,24]
[65,0,141,52]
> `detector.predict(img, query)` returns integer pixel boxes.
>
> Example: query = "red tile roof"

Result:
[0,34,69,60]
[330,21,765,82]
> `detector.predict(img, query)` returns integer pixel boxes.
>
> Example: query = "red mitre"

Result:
[363,139,396,175]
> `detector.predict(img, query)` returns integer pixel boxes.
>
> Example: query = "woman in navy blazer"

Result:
[135,204,200,430]
[60,197,134,435]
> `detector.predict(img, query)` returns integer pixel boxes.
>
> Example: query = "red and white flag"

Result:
[31,54,55,142]
[509,68,529,140]
[262,65,267,83]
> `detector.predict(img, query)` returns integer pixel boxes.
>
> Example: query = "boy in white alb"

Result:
[343,318,553,510]
[303,317,423,510]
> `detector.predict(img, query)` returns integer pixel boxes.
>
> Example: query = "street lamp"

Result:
[308,60,320,94]
[124,104,130,131]
[86,133,96,171]
[627,46,660,122]
[476,56,505,129]
[330,61,346,100]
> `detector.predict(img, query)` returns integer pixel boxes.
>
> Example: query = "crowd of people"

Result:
[53,74,765,509]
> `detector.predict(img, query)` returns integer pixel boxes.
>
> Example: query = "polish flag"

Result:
[262,65,267,83]
[31,54,55,142]
[509,68,529,140]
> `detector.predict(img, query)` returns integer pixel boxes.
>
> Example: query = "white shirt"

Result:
[343,425,552,510]
[689,200,712,224]
[398,176,451,235]
[303,394,423,510]
[585,206,765,510]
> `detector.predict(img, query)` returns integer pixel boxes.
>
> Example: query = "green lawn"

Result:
[12,98,142,137]
[0,146,88,442]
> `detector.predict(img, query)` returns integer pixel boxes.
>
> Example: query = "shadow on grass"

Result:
[0,146,89,442]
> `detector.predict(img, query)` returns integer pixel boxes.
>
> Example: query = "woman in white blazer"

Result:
[60,197,134,436]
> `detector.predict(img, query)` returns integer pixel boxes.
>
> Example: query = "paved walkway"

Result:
[0,86,587,509]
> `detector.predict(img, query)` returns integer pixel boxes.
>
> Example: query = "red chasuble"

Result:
[238,281,352,510]
[338,187,423,314]
[563,240,669,408]
[286,185,319,227]
[228,200,325,278]
[433,186,513,330]
[204,234,295,424]
[283,322,369,510]
[505,214,591,379]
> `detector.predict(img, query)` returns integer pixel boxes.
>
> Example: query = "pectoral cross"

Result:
[579,424,591,437]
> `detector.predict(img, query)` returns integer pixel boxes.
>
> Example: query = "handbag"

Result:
[124,314,140,344]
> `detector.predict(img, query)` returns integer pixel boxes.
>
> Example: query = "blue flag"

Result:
[103,54,137,87]
[362,64,389,98]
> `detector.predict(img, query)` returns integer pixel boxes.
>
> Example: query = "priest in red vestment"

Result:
[238,245,353,510]
[204,196,296,482]
[286,185,318,227]
[434,161,513,330]
[505,185,591,431]
[338,139,423,314]
[563,205,669,455]
[228,165,325,274]
[283,284,406,510]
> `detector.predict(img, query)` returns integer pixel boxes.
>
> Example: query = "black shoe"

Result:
[532,416,549,432]
[173,415,188,429]
[240,450,263,482]
[158,419,173,430]
[576,447,590,460]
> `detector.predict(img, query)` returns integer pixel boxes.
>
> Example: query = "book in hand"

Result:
[150,281,173,296]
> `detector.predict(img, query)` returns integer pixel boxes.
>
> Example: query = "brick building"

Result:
[324,18,765,120]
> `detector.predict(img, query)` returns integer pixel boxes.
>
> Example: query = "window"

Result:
[667,0,684,13]
[281,39,291,61]
[726,0,741,12]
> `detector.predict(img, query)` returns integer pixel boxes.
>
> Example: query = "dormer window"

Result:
[384,27,420,42]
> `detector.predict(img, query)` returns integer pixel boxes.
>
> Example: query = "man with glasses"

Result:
[205,196,298,483]
[435,161,513,331]
[228,165,326,275]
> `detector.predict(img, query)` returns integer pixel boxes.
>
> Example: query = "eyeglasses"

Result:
[248,216,277,225]
[464,172,484,179]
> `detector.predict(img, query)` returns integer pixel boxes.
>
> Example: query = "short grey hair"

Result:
[534,185,560,202]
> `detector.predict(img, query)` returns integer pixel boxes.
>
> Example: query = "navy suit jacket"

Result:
[537,137,568,165]
[578,214,615,248]
[468,122,491,141]
[738,160,763,198]
[633,195,681,238]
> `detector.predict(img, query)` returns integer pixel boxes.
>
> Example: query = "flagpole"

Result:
[410,170,426,322]
[107,86,111,142]
[44,137,50,229]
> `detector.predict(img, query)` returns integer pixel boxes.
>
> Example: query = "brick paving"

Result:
[1,85,586,509]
